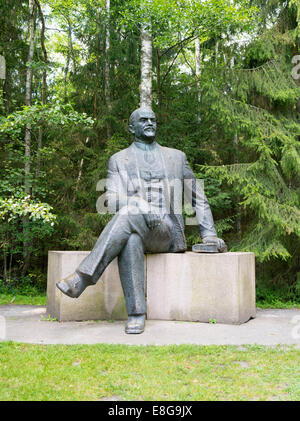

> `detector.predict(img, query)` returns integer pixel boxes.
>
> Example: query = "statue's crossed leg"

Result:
[57,205,173,333]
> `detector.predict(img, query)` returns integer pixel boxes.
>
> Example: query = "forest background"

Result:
[0,0,299,306]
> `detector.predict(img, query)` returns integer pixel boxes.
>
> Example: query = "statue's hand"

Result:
[202,236,228,253]
[144,212,162,230]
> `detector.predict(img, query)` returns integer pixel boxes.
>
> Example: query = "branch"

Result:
[35,1,48,65]
[45,27,67,33]
[181,48,196,77]
[160,47,182,85]
[159,32,197,58]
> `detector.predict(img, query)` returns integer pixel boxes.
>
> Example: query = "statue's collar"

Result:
[133,139,157,152]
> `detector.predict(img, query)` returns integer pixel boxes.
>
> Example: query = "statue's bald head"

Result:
[129,107,156,127]
[129,107,156,143]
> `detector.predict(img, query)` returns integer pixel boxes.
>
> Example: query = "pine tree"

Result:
[197,1,300,285]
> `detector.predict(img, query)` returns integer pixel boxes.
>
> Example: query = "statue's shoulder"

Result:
[159,145,185,159]
[109,147,129,163]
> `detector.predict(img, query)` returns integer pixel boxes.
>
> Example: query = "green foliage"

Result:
[256,279,300,308]
[0,278,45,296]
[0,195,56,281]
[198,50,300,264]
[59,213,113,250]
[0,195,56,225]
[0,102,94,140]
[120,0,258,47]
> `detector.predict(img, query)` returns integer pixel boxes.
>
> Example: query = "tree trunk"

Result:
[93,52,98,118]
[24,0,35,195]
[2,63,9,114]
[73,137,89,203]
[64,49,70,100]
[8,252,13,281]
[195,36,201,123]
[215,40,219,66]
[34,0,47,189]
[67,17,76,73]
[23,0,35,275]
[233,131,242,241]
[105,0,112,138]
[231,56,242,241]
[156,48,162,119]
[140,25,152,108]
[3,249,7,283]
[64,19,72,100]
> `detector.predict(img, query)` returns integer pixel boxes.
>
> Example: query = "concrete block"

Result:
[146,252,256,324]
[46,251,127,321]
[47,251,256,324]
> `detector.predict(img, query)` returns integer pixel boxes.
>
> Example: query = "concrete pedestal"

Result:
[147,252,256,324]
[47,251,256,324]
[46,251,127,322]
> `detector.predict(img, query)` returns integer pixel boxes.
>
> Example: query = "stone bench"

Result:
[47,251,256,324]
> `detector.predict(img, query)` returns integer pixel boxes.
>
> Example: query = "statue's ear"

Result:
[129,124,135,135]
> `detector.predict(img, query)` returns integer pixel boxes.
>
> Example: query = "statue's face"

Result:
[130,109,156,143]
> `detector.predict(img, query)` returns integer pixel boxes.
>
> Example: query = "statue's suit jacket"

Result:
[105,142,217,253]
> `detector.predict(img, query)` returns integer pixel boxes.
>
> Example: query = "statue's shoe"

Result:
[125,315,145,334]
[56,273,88,299]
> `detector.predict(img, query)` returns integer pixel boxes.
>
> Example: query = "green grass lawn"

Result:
[0,342,299,401]
[0,293,47,306]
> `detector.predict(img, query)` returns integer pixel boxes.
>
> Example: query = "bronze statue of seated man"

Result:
[57,108,226,334]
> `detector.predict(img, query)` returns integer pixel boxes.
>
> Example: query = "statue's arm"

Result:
[182,153,216,237]
[182,153,227,251]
